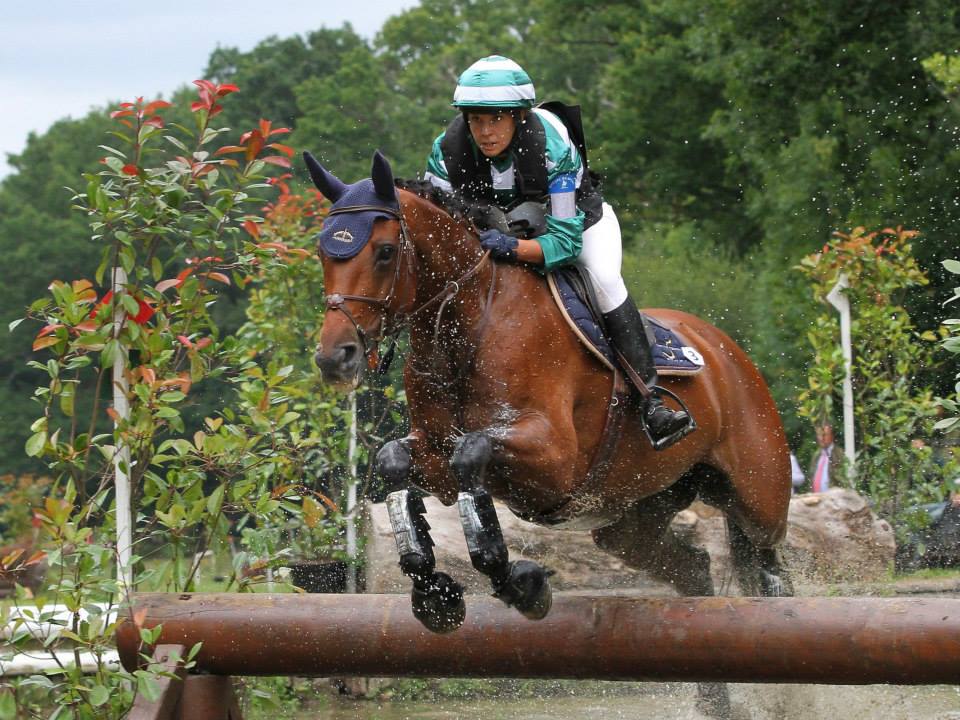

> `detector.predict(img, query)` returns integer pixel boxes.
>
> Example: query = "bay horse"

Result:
[307,150,792,644]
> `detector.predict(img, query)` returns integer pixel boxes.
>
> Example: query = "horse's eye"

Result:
[375,244,397,265]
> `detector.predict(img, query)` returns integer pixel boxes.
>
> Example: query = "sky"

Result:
[0,0,415,178]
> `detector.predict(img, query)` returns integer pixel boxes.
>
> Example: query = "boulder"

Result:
[781,488,896,583]
[364,496,667,596]
[363,487,895,595]
[677,489,897,588]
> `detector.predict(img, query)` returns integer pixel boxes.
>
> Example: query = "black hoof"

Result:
[411,572,466,634]
[493,560,553,620]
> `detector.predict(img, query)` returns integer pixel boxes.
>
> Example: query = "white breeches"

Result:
[575,202,628,313]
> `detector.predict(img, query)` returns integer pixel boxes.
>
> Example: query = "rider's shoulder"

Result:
[532,107,572,145]
[532,108,579,171]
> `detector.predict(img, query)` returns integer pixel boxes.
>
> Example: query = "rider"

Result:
[424,55,690,448]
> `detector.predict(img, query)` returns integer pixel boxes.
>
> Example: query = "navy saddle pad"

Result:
[550,269,705,375]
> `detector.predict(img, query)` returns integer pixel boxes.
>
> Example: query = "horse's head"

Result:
[306,150,416,389]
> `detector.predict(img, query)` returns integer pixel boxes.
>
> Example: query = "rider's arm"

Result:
[531,213,585,271]
[516,238,545,264]
[524,172,585,271]
[524,109,587,272]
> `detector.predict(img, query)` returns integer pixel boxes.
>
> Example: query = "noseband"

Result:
[322,203,491,371]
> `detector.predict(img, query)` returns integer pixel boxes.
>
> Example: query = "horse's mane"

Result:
[395,178,476,225]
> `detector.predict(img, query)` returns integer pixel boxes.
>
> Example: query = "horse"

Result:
[306,149,791,712]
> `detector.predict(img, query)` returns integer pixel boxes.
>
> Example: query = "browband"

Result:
[326,204,401,218]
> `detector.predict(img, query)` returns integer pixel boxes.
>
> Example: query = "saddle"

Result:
[546,267,705,376]
[514,267,703,529]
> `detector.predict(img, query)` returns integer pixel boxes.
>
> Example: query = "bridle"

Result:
[322,202,492,372]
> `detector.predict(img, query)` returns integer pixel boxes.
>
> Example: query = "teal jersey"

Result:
[425,108,587,272]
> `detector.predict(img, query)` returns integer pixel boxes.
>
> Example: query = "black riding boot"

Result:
[603,298,691,448]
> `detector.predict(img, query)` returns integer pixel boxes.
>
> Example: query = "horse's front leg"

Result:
[452,432,552,620]
[379,436,465,634]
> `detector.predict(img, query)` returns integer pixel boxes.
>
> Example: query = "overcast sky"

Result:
[0,0,415,178]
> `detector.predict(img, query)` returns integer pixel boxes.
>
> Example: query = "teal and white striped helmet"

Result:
[452,55,536,109]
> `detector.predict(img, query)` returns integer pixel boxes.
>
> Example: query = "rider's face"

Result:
[467,111,517,158]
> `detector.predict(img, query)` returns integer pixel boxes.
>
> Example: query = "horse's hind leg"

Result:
[451,432,552,620]
[593,474,714,595]
[728,520,794,597]
[700,448,794,598]
[593,475,732,719]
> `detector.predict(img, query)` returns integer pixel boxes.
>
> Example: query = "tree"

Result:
[204,26,368,135]
[373,0,536,177]
[0,113,118,471]
[293,45,393,182]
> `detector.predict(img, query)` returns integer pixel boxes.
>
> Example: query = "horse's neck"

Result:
[403,194,492,356]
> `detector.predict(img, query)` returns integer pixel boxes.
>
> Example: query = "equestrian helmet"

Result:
[452,55,536,109]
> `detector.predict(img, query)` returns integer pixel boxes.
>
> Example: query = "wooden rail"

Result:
[117,592,960,693]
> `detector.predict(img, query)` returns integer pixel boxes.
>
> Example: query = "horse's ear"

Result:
[303,151,347,202]
[371,150,397,204]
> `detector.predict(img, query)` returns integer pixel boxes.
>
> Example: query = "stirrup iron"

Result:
[642,384,697,451]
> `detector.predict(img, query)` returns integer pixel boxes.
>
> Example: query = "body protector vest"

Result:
[440,103,604,230]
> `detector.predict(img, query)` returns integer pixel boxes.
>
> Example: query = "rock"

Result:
[364,496,669,596]
[782,488,895,583]
[362,487,895,596]
[679,489,896,589]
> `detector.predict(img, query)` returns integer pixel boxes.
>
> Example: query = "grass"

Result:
[892,567,960,582]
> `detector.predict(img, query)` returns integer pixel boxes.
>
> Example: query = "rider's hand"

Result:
[479,229,519,261]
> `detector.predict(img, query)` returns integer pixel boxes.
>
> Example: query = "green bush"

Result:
[935,258,960,435]
[797,226,958,536]
[0,80,355,718]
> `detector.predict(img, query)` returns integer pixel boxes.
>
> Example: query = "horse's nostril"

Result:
[316,342,362,376]
[339,343,360,366]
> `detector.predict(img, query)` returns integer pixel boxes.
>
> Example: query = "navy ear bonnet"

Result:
[304,150,399,260]
[317,179,399,259]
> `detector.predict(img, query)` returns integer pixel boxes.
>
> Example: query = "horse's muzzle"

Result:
[315,341,363,388]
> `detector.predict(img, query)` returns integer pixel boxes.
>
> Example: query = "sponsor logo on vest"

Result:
[333,230,354,243]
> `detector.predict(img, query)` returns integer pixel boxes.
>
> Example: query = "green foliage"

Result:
[4,0,960,473]
[935,258,960,433]
[239,676,316,717]
[0,474,49,543]
[797,227,957,534]
[293,45,392,182]
[205,27,368,134]
[0,111,118,473]
[1,73,410,711]
[226,179,355,567]
[1,81,345,718]
[622,221,746,332]
[922,52,960,100]
[570,0,960,421]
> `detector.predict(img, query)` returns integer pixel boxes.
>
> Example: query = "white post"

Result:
[112,267,133,590]
[826,273,856,480]
[345,392,358,593]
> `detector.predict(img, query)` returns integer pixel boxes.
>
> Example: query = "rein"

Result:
[323,202,492,372]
